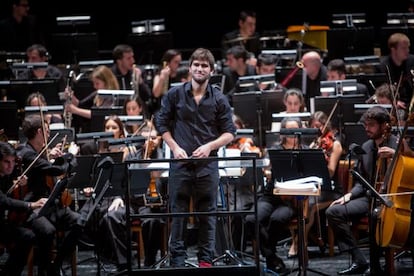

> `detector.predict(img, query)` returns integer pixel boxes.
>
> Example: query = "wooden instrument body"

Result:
[376,154,414,247]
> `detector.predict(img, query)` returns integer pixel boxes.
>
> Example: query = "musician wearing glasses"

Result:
[0,141,46,276]
[17,114,81,275]
[326,106,397,275]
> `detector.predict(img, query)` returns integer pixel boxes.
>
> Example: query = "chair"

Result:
[327,159,372,257]
[327,159,356,257]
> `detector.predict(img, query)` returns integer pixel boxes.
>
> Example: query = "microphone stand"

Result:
[349,168,393,275]
[349,169,392,208]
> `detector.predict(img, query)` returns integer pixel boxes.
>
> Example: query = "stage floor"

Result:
[3,239,413,275]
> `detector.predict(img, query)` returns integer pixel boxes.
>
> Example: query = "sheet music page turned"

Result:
[273,176,322,196]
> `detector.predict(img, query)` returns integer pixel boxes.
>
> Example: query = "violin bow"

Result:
[7,133,59,195]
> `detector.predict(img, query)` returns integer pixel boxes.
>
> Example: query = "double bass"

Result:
[376,93,414,248]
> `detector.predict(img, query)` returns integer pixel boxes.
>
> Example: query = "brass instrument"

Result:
[280,61,304,87]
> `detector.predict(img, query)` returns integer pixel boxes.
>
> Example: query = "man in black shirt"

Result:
[155,48,236,267]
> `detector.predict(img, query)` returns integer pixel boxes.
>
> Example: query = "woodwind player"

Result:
[151,49,182,115]
[111,44,152,106]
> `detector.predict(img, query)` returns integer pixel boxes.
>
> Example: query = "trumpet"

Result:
[280,61,304,88]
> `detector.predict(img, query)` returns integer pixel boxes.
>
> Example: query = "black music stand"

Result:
[90,107,124,132]
[232,90,285,148]
[0,100,19,141]
[268,148,331,275]
[314,94,366,143]
[213,152,264,266]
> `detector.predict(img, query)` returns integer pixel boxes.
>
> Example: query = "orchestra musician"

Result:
[151,49,182,115]
[245,116,307,274]
[64,65,119,133]
[270,88,306,134]
[78,115,165,270]
[122,96,149,136]
[26,92,63,126]
[288,111,343,258]
[301,51,327,111]
[110,44,152,111]
[376,33,414,111]
[326,106,398,275]
[17,114,81,276]
[0,141,47,276]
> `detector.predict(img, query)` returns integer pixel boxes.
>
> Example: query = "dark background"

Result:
[0,1,411,63]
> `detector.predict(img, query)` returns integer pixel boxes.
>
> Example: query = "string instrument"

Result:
[227,137,261,155]
[38,102,72,208]
[143,117,163,207]
[7,156,29,225]
[375,89,414,248]
[309,100,339,161]
[374,123,392,192]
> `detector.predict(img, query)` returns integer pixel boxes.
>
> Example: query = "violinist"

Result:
[122,96,149,136]
[0,141,46,276]
[326,106,398,275]
[17,114,81,276]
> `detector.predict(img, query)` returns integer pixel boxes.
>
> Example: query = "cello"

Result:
[376,93,414,248]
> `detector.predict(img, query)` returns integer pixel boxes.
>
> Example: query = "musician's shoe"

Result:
[198,261,212,268]
[266,254,286,274]
[337,263,369,275]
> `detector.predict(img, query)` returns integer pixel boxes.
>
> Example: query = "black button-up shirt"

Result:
[155,82,236,176]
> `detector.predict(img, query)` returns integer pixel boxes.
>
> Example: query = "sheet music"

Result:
[274,176,321,195]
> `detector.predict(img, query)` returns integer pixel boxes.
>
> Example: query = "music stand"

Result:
[232,90,285,148]
[327,26,375,60]
[268,148,330,275]
[314,94,366,141]
[0,100,19,141]
[50,33,99,65]
[7,79,61,109]
[90,107,124,132]
[97,89,134,107]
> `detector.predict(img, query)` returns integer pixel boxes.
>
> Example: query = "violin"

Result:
[7,156,30,225]
[228,137,261,156]
[142,116,163,207]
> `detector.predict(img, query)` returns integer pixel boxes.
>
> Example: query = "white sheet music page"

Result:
[274,176,321,194]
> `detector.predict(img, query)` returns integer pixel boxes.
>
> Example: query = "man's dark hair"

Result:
[361,106,391,125]
[226,45,248,62]
[239,10,256,22]
[112,44,133,61]
[22,114,45,140]
[257,54,276,67]
[189,48,215,71]
[327,59,346,75]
